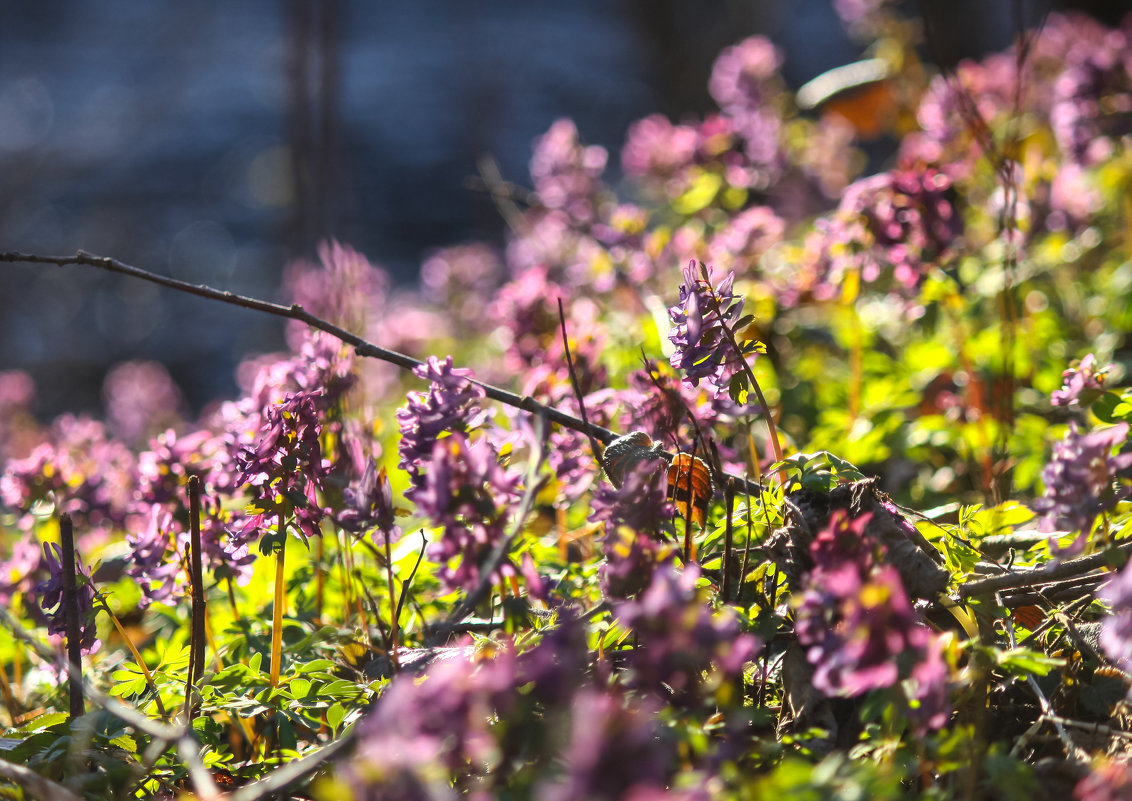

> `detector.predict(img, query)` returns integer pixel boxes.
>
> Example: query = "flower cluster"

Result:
[406,434,521,592]
[1049,23,1132,167]
[236,389,330,545]
[419,243,503,333]
[1098,561,1132,677]
[0,415,135,537]
[101,360,184,445]
[396,355,488,485]
[708,35,784,177]
[284,240,390,338]
[1032,422,1132,544]
[346,642,519,795]
[536,689,674,801]
[1075,758,1132,801]
[793,512,948,729]
[812,165,962,299]
[0,370,36,462]
[36,542,100,654]
[530,118,609,224]
[1051,353,1110,407]
[338,457,401,547]
[590,457,672,539]
[668,261,750,395]
[615,565,758,705]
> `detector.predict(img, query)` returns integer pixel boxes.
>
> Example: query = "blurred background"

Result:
[0,0,1092,420]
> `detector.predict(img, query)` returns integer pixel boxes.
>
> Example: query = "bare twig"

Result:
[0,250,617,444]
[558,297,605,476]
[229,731,355,801]
[959,542,1132,599]
[0,250,776,499]
[0,754,84,801]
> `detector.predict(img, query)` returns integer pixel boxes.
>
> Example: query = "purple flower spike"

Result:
[793,511,949,729]
[1099,563,1132,678]
[1051,354,1109,408]
[1033,422,1132,548]
[339,457,402,547]
[236,389,330,544]
[668,261,749,394]
[406,434,521,592]
[36,542,100,654]
[615,564,759,704]
[396,355,487,485]
[590,457,673,539]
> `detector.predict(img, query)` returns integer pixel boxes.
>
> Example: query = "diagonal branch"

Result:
[0,249,764,500]
[1,249,613,439]
[959,540,1132,598]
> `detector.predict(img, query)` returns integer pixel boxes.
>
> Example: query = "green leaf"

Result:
[995,647,1065,677]
[1092,390,1126,423]
[729,371,750,404]
[326,702,346,733]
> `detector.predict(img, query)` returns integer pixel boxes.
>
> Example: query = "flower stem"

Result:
[91,588,167,719]
[269,517,287,688]
[58,513,84,719]
[702,274,786,478]
[185,476,207,722]
[383,533,400,673]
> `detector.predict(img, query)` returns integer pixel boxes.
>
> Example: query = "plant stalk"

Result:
[270,516,287,688]
[58,513,84,719]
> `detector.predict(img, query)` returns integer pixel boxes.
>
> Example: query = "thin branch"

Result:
[229,731,355,801]
[959,541,1132,599]
[0,250,617,444]
[558,297,604,474]
[0,754,84,801]
[0,250,773,498]
[186,476,206,723]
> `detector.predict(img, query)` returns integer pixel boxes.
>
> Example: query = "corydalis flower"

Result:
[0,414,135,535]
[530,118,609,224]
[406,434,521,592]
[793,511,949,729]
[236,389,329,544]
[396,355,487,485]
[339,457,402,547]
[36,542,100,654]
[1051,353,1110,408]
[537,689,673,801]
[1075,757,1132,801]
[814,165,962,298]
[668,260,752,395]
[102,360,184,445]
[1098,562,1132,679]
[1032,422,1132,545]
[590,457,673,539]
[708,36,784,174]
[615,564,758,705]
[342,640,519,799]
